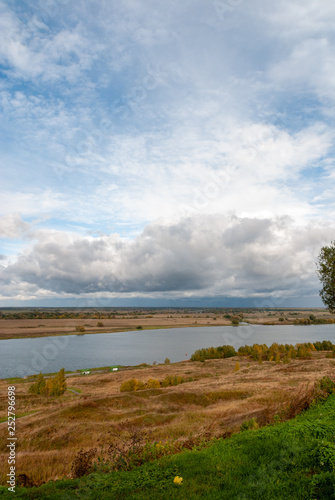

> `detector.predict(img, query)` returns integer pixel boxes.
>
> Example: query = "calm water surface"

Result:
[0,324,334,379]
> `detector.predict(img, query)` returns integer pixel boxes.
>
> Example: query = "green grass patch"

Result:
[0,410,39,423]
[3,377,26,383]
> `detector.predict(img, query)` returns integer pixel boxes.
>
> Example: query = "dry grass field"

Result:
[1,352,334,486]
[0,307,333,339]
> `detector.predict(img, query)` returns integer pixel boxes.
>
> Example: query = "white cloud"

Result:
[0,213,30,239]
[0,1,103,83]
[262,0,335,39]
[0,0,335,304]
[0,215,332,300]
[268,38,335,95]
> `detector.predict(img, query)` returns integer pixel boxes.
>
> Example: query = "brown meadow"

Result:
[0,351,334,486]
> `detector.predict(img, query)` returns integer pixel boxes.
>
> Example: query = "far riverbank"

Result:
[0,307,333,340]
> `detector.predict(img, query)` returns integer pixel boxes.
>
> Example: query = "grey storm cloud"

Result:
[0,214,333,298]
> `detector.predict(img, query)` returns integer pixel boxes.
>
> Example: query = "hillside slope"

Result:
[1,392,335,499]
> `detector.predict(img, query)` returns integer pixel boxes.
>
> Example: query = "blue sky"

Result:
[0,0,335,306]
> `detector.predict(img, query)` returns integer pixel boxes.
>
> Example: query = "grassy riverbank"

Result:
[1,349,335,488]
[1,390,335,499]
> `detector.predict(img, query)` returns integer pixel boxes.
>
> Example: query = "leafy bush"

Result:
[120,375,191,392]
[97,321,104,327]
[161,375,184,387]
[314,340,334,351]
[145,379,161,389]
[136,325,143,330]
[28,372,46,395]
[191,345,236,362]
[164,358,171,364]
[240,418,258,431]
[317,376,335,397]
[296,344,312,358]
[120,378,145,392]
[29,369,66,396]
[75,325,85,332]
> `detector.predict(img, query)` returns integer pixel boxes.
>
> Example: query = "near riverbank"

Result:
[1,347,334,487]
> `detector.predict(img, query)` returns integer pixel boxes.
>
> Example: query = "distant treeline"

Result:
[0,308,247,320]
[191,340,335,362]
[293,314,335,324]
[1,308,334,324]
[0,310,158,320]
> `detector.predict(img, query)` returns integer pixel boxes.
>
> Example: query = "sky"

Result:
[0,0,334,307]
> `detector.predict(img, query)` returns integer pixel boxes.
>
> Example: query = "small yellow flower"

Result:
[173,476,183,485]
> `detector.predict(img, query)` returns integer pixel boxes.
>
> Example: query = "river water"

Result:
[0,324,334,379]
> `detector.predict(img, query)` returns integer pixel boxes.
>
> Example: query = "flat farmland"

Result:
[0,307,333,340]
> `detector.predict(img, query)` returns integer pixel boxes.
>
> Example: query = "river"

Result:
[0,324,334,379]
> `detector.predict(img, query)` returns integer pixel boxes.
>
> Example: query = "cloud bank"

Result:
[0,215,332,303]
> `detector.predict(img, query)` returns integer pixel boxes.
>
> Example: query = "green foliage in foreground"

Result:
[3,393,335,499]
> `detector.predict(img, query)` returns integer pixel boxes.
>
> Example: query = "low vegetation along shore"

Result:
[0,307,334,340]
[0,340,335,497]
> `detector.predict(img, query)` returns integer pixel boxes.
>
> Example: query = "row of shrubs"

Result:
[238,341,335,362]
[294,316,335,325]
[120,375,190,392]
[190,340,335,363]
[312,340,334,350]
[190,345,237,361]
